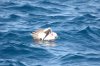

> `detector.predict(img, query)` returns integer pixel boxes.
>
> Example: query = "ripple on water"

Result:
[0,59,26,66]
[0,44,54,60]
[0,0,100,66]
[60,53,100,66]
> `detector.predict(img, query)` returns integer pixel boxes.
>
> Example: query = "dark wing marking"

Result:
[43,29,51,40]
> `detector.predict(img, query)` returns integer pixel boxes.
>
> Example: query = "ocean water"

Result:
[0,0,100,66]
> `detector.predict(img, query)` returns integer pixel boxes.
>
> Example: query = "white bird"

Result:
[31,28,58,41]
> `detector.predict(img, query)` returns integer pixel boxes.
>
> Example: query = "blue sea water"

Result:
[0,0,100,66]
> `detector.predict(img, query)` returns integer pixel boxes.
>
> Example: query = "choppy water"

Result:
[0,0,100,66]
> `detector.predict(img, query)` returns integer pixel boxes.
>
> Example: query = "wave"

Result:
[0,30,34,46]
[60,53,100,65]
[58,26,100,43]
[54,26,100,51]
[75,27,100,50]
[0,59,26,66]
[4,4,61,14]
[0,0,100,66]
[77,26,100,41]
[0,44,54,60]
[38,1,67,9]
[72,14,97,24]
[0,14,20,22]
[0,2,17,7]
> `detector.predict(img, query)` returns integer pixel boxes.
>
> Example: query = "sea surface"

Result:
[0,0,100,66]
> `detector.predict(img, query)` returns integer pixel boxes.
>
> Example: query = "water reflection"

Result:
[33,39,56,47]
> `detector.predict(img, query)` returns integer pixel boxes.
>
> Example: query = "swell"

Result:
[60,53,100,65]
[0,44,54,60]
[59,26,100,41]
[72,14,97,24]
[0,14,20,22]
[62,14,97,27]
[0,30,35,46]
[38,1,67,9]
[0,2,17,7]
[0,0,100,66]
[0,59,26,66]
[77,27,100,40]
[3,4,61,14]
[57,26,100,51]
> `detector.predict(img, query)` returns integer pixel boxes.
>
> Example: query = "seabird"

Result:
[31,28,58,41]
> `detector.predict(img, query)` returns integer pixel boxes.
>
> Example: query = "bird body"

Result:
[32,28,58,41]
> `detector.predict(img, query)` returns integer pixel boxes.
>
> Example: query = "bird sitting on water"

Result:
[31,28,58,41]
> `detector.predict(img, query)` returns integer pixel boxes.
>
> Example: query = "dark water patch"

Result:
[56,27,100,51]
[3,32,19,40]
[0,14,20,22]
[58,26,100,43]
[60,54,86,63]
[3,4,34,12]
[0,59,26,66]
[26,16,49,22]
[97,7,100,11]
[68,27,100,50]
[0,44,54,60]
[28,14,47,17]
[5,4,60,14]
[10,14,20,19]
[96,18,100,22]
[27,14,68,22]
[55,30,77,43]
[38,1,67,9]
[72,14,97,24]
[0,2,17,7]
[49,21,61,26]
[6,30,31,36]
[0,22,6,26]
[83,14,96,19]
[27,14,51,22]
[41,21,62,28]
[0,44,31,56]
[49,8,62,12]
[58,30,84,42]
[60,53,100,65]
[74,0,90,3]
[49,15,68,20]
[88,57,100,62]
[84,53,100,62]
[0,30,32,44]
[0,32,6,38]
[52,0,71,3]
[0,30,33,45]
[77,26,100,41]
[34,65,42,66]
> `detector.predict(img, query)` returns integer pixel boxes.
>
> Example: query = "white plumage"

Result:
[31,28,58,41]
